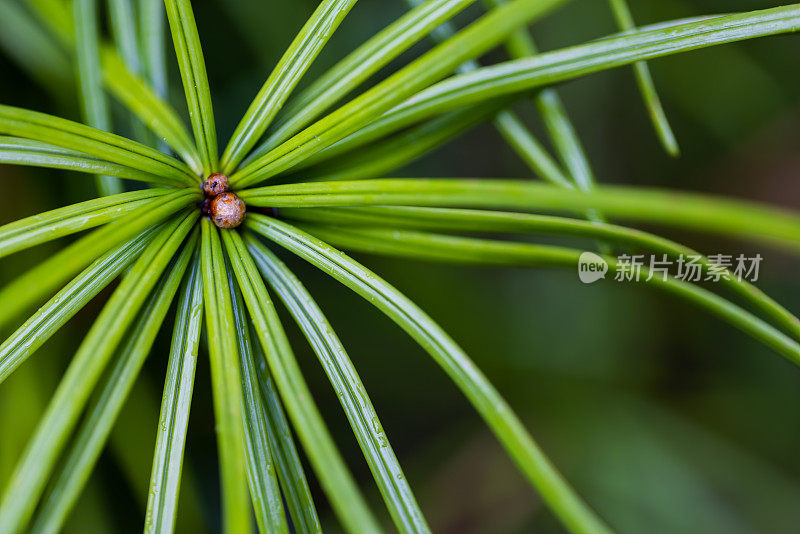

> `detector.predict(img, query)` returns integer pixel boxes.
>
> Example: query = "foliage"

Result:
[1,0,799,532]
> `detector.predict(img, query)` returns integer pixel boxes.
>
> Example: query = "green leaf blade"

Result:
[0,104,197,186]
[25,0,76,47]
[222,230,381,534]
[229,275,289,534]
[322,5,800,145]
[31,231,198,534]
[492,111,573,187]
[107,0,142,74]
[246,214,610,534]
[247,239,431,534]
[403,0,577,190]
[294,223,800,364]
[0,187,166,259]
[484,0,597,191]
[0,212,197,533]
[199,220,252,534]
[608,0,679,156]
[250,347,322,533]
[0,230,155,386]
[0,136,172,185]
[240,179,800,251]
[144,247,204,534]
[232,0,570,187]
[101,48,204,174]
[304,98,517,183]
[164,0,218,175]
[0,188,199,330]
[221,0,358,173]
[281,206,800,341]
[140,0,169,99]
[74,0,123,195]
[248,0,478,161]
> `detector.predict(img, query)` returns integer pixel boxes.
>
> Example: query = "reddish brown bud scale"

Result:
[201,172,247,228]
[202,173,230,197]
[210,192,246,228]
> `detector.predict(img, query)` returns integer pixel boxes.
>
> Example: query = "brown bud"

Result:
[210,192,246,229]
[202,173,230,197]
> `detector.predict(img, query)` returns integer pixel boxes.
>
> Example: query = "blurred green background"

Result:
[2,0,800,532]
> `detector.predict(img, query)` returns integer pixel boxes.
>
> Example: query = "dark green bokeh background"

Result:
[2,0,800,532]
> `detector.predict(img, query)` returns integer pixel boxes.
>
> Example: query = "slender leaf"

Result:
[140,0,168,99]
[296,105,569,189]
[534,88,595,190]
[485,0,597,191]
[306,97,516,182]
[229,276,289,534]
[222,229,381,534]
[221,0,358,172]
[281,206,800,341]
[608,0,679,156]
[0,230,155,386]
[7,0,193,169]
[101,47,204,173]
[248,0,478,161]
[296,222,636,265]
[0,188,166,258]
[0,188,198,329]
[0,212,196,533]
[139,0,173,163]
[246,238,430,533]
[199,219,252,534]
[250,339,322,533]
[20,0,187,166]
[316,6,800,144]
[0,104,197,186]
[240,179,800,251]
[107,0,150,143]
[0,136,171,185]
[403,0,576,190]
[107,0,142,74]
[295,224,800,364]
[245,214,610,534]
[164,0,218,174]
[144,247,203,534]
[493,112,572,187]
[232,0,570,187]
[74,0,123,195]
[190,226,320,532]
[31,231,197,534]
